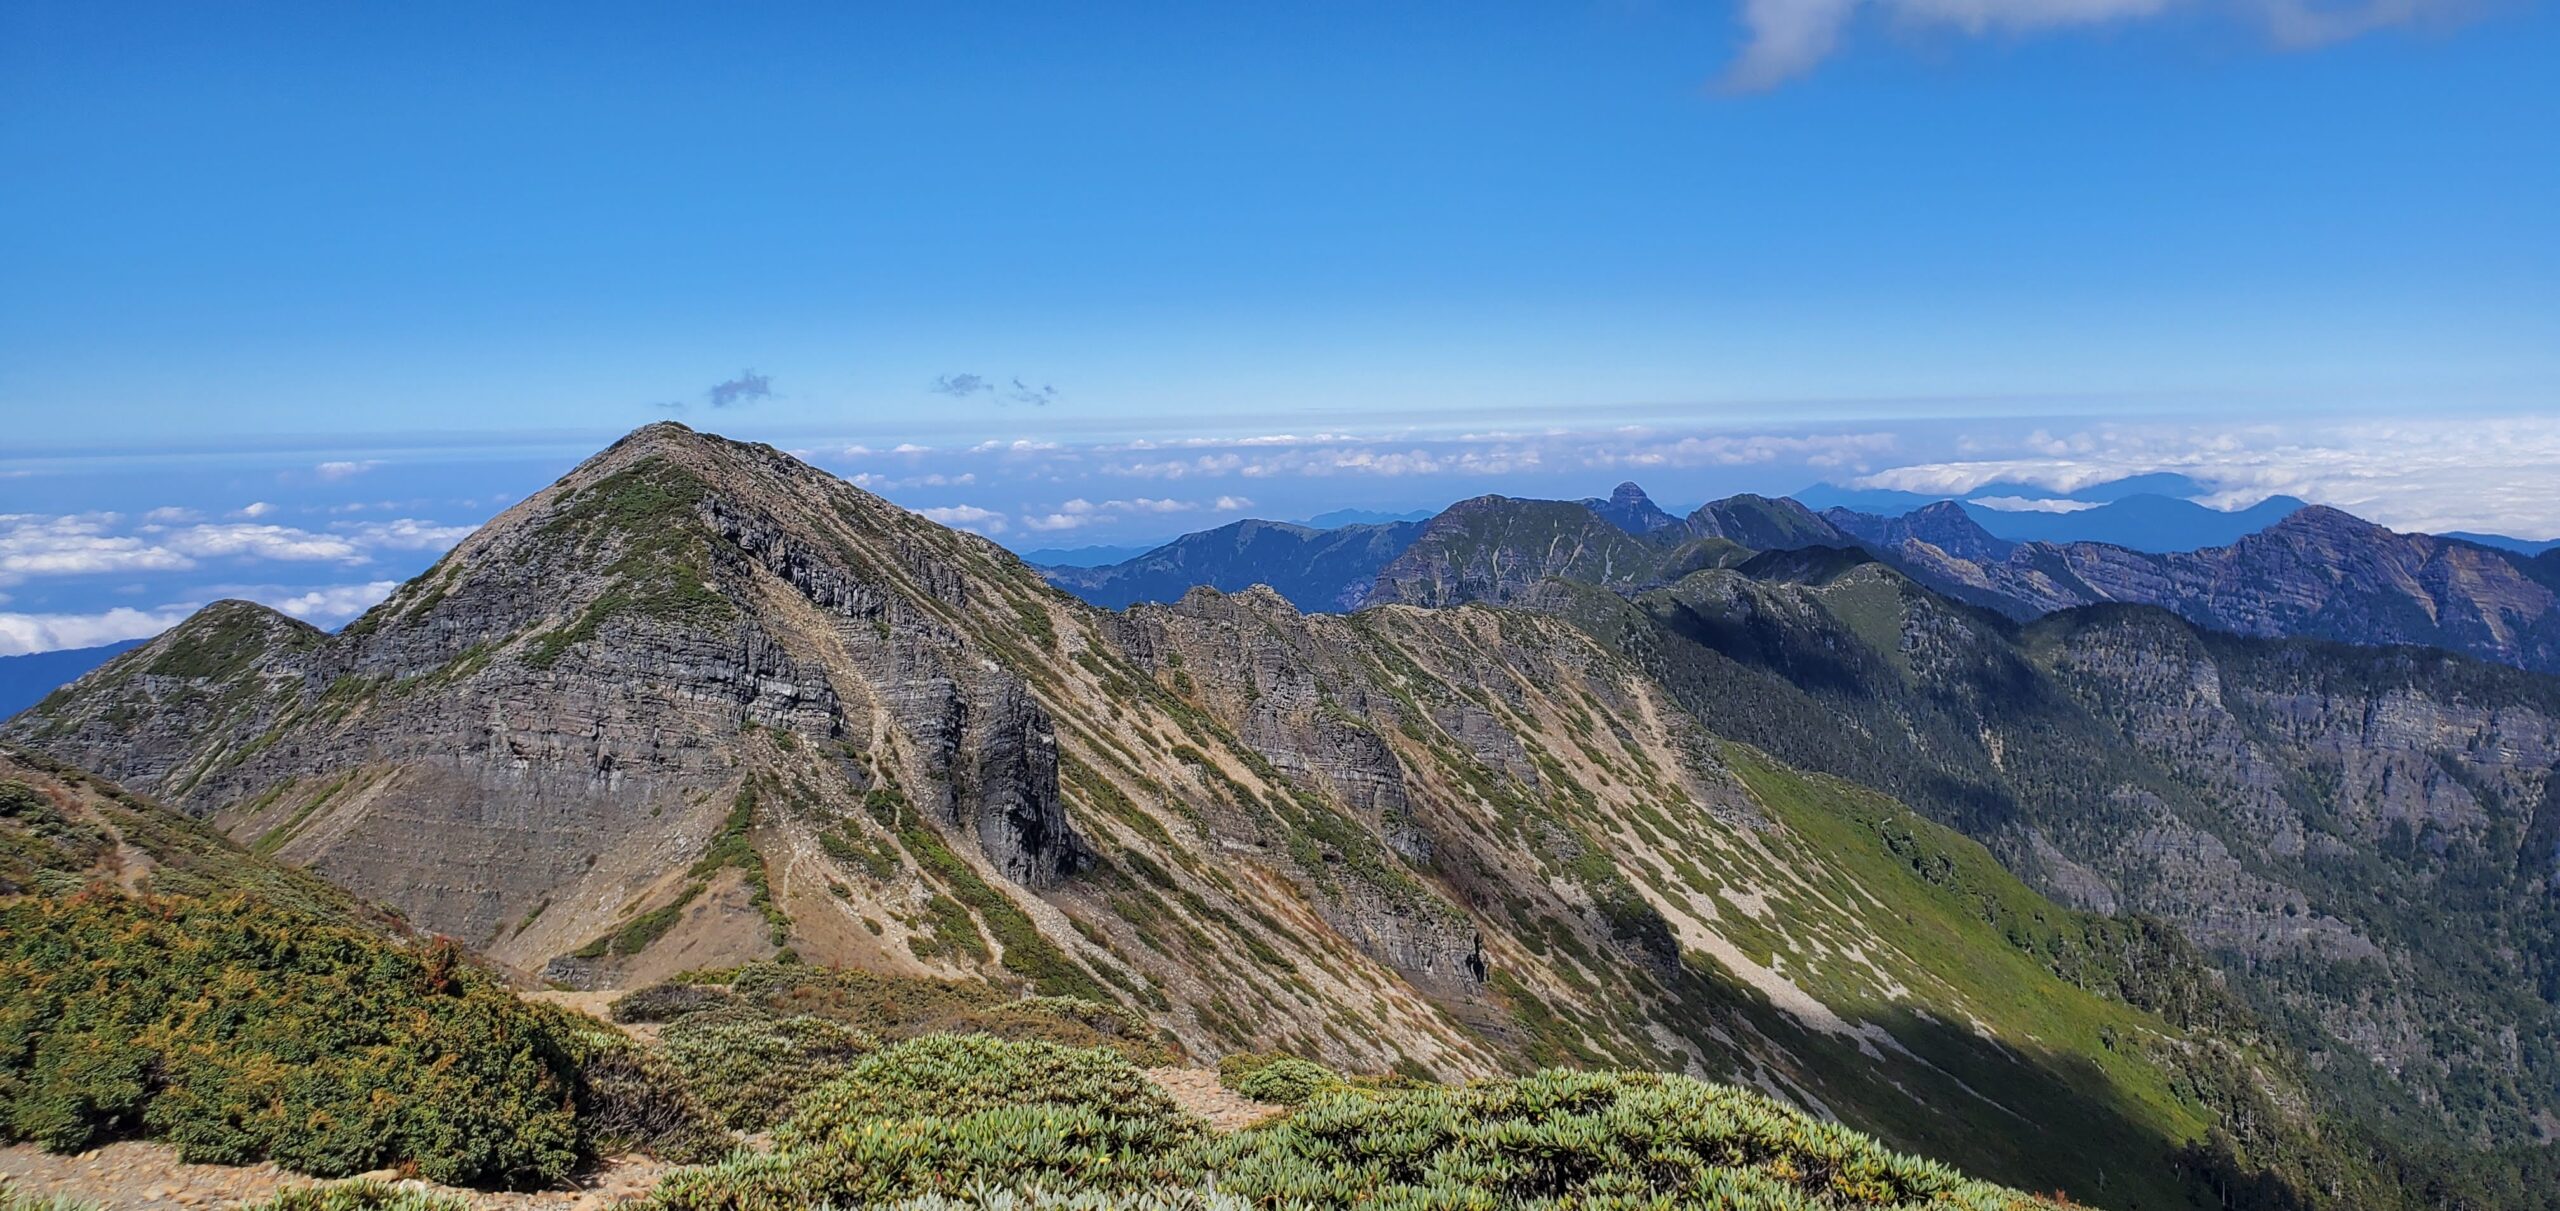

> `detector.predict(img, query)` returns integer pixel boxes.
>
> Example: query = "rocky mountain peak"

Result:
[1679,493,1847,550]
[2260,502,2389,543]
[9,421,1096,971]
[1583,482,1682,536]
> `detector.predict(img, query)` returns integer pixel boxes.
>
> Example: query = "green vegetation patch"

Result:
[1214,1053,1343,1106]
[522,457,737,670]
[634,1044,2047,1211]
[0,893,691,1188]
[656,1003,875,1131]
[0,779,114,894]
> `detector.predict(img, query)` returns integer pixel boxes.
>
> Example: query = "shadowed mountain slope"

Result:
[1536,553,2560,1155]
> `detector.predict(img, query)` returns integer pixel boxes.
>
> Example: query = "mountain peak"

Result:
[1583,482,1681,536]
[2270,503,2384,536]
[1680,494,1845,550]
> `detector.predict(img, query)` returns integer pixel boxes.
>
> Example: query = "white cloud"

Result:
[0,578,406,656]
[1723,0,2467,90]
[0,605,195,657]
[142,506,201,524]
[165,524,364,563]
[1968,495,2102,513]
[0,514,195,583]
[0,510,476,586]
[914,504,1009,535]
[236,501,276,518]
[343,519,474,551]
[262,580,399,624]
[1850,416,2560,537]
[1213,496,1254,511]
[1021,512,1094,533]
[314,459,383,481]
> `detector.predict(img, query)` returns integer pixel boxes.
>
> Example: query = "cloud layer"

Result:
[1724,0,2468,89]
[0,513,472,586]
[1851,415,2560,536]
[0,579,399,657]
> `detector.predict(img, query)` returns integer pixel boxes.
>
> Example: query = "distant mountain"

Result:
[1051,486,1754,614]
[1798,472,2218,516]
[1670,492,1848,549]
[1366,495,1672,607]
[2446,531,2560,557]
[1796,477,2306,553]
[1016,542,1159,567]
[1824,503,2560,674]
[1966,493,2306,551]
[1578,482,1681,535]
[0,640,143,718]
[1296,506,1435,528]
[1042,518,1423,611]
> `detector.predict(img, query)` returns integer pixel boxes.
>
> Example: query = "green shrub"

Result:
[1217,1054,1340,1106]
[1187,1068,2041,1209]
[548,1020,732,1163]
[657,1004,875,1131]
[883,1188,1247,1211]
[639,1036,1203,1210]
[641,1104,1206,1211]
[610,981,736,1024]
[0,891,696,1188]
[242,1182,472,1211]
[777,1034,1194,1150]
[634,1054,2049,1211]
[0,778,113,894]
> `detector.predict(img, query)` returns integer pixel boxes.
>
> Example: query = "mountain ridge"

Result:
[16,423,2560,1206]
[5,420,2431,1207]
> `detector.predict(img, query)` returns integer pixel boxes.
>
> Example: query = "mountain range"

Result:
[10,423,2560,1208]
[1035,482,2560,679]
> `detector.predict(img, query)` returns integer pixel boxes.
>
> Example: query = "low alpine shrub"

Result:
[1218,1054,1340,1106]
[242,1182,472,1211]
[777,1033,1193,1149]
[609,981,735,1024]
[655,1003,875,1131]
[0,891,704,1188]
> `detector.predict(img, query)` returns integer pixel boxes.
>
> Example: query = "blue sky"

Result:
[3,1,2555,652]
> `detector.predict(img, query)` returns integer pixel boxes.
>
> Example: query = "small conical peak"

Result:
[1609,482,1653,507]
[2267,504,2384,540]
